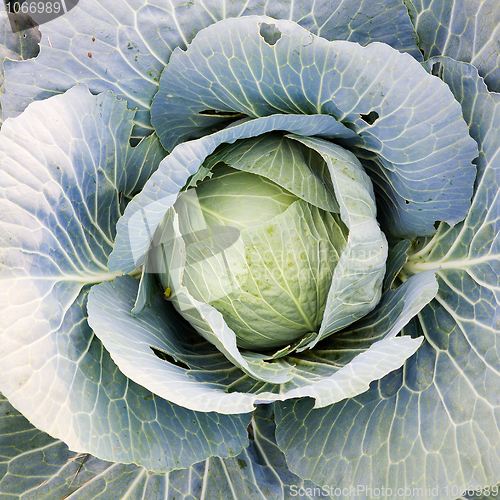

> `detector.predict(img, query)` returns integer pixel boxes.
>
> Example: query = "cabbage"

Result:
[0,1,498,499]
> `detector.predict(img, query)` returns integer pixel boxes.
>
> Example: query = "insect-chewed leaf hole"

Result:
[198,110,247,118]
[151,346,190,369]
[259,22,282,46]
[360,111,380,125]
[431,62,443,78]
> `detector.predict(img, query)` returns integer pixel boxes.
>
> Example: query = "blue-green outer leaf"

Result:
[407,0,500,92]
[383,239,411,291]
[87,267,433,412]
[108,113,356,274]
[0,86,249,472]
[0,393,327,500]
[152,16,477,237]
[274,58,500,499]
[1,0,420,135]
[0,8,40,94]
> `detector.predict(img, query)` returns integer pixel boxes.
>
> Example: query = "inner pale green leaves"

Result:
[157,133,385,355]
[203,133,340,213]
[182,198,346,350]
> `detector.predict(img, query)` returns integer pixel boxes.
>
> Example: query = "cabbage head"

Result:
[0,1,499,499]
[156,134,383,352]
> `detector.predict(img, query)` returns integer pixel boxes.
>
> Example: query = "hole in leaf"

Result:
[431,62,443,78]
[259,23,282,46]
[405,199,410,205]
[247,421,255,440]
[198,110,247,119]
[151,347,190,369]
[360,111,379,125]
[419,48,425,58]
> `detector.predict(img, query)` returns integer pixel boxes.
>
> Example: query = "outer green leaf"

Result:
[108,113,356,274]
[275,59,500,498]
[407,0,500,92]
[88,274,262,413]
[0,9,40,90]
[352,145,477,242]
[0,0,419,136]
[87,263,431,413]
[152,16,477,238]
[0,393,327,500]
[0,393,109,499]
[0,86,251,471]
